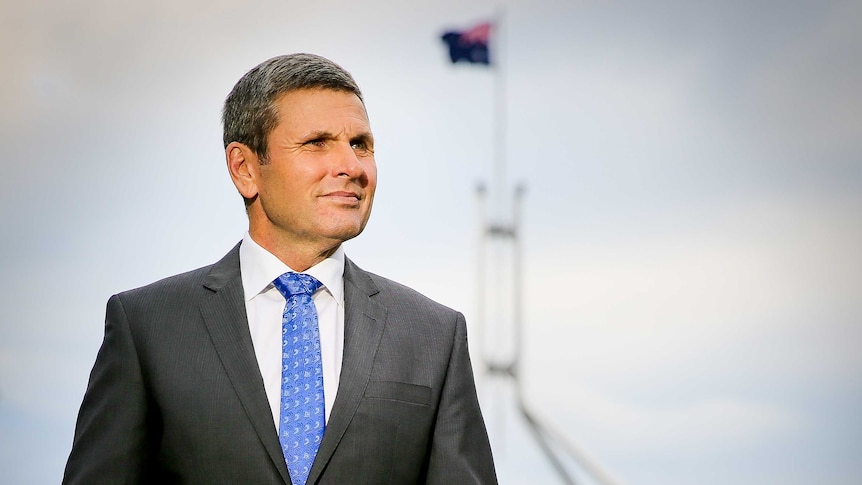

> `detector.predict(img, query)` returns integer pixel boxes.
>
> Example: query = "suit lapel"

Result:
[308,258,386,484]
[199,244,292,485]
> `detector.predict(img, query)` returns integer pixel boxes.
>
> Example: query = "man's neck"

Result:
[247,229,340,272]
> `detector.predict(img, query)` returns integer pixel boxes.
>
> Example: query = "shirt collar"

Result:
[239,232,345,306]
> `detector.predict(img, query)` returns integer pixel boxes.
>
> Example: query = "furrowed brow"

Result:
[302,130,336,142]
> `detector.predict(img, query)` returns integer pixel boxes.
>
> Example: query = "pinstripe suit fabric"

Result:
[63,244,497,484]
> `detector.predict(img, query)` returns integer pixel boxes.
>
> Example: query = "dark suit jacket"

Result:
[63,244,496,484]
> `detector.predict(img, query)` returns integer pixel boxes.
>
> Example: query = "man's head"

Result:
[223,54,376,270]
[222,53,363,162]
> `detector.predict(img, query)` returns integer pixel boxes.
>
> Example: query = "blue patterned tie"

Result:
[273,272,325,485]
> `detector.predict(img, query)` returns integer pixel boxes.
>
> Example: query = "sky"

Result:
[1,0,861,483]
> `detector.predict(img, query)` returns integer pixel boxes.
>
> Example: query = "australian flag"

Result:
[441,22,492,65]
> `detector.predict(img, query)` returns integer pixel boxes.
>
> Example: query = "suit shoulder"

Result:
[113,244,240,305]
[114,264,215,305]
[363,270,461,318]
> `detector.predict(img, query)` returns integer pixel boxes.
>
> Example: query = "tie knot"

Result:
[273,272,323,299]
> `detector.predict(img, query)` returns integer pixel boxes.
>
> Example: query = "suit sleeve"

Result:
[425,312,498,484]
[63,294,156,485]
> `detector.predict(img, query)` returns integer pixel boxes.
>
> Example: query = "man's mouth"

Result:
[322,191,361,204]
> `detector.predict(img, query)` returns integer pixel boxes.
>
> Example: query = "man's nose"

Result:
[332,142,367,181]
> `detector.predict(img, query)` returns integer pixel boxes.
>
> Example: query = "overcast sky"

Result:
[1,0,861,483]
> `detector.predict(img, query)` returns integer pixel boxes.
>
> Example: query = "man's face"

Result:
[249,88,377,252]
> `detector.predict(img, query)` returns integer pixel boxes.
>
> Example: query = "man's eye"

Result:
[305,139,326,147]
[351,141,372,153]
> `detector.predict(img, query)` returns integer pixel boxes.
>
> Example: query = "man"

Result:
[64,53,497,484]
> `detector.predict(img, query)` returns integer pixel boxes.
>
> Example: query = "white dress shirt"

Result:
[239,233,345,430]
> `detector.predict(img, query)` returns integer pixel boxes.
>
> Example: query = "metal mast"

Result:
[474,10,621,485]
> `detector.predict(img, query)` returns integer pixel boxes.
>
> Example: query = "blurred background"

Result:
[1,0,860,483]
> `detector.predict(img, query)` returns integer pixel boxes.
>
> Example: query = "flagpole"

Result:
[443,11,623,485]
[492,7,506,224]
[478,10,624,485]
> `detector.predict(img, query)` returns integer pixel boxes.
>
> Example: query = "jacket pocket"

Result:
[364,380,431,406]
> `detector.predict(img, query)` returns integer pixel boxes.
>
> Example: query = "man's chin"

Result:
[322,224,365,244]
[321,214,370,240]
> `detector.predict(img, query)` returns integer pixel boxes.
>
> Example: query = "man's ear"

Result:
[226,142,260,199]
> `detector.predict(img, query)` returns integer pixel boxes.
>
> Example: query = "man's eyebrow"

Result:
[350,132,374,144]
[297,130,374,146]
[301,130,336,141]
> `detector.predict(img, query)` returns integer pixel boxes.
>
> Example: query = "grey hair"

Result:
[222,53,363,162]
